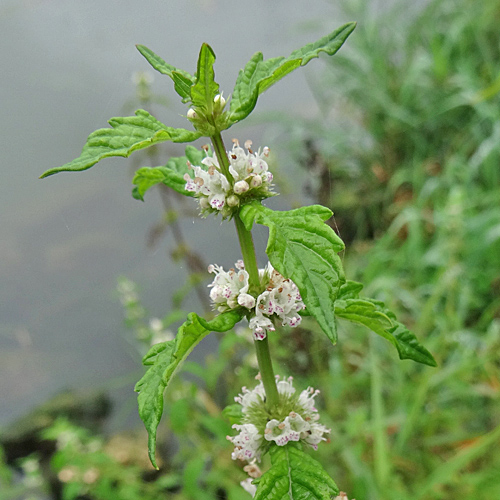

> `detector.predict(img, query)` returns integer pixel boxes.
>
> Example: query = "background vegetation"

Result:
[1,0,499,498]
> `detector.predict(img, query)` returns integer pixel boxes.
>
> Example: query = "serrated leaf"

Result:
[229,22,356,125]
[132,153,196,200]
[191,43,219,111]
[335,297,437,367]
[40,110,201,178]
[135,310,243,468]
[136,45,195,101]
[240,201,345,344]
[254,444,338,500]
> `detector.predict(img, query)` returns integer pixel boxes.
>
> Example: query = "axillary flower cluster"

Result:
[227,375,331,463]
[184,138,275,218]
[207,260,305,340]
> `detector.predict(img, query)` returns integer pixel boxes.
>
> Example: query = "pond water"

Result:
[0,0,352,428]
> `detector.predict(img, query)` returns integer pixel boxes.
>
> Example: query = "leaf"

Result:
[222,404,243,426]
[184,144,205,165]
[135,310,243,468]
[136,45,195,101]
[132,151,198,200]
[191,43,220,111]
[254,444,338,500]
[240,201,345,344]
[335,297,437,367]
[229,22,356,124]
[172,71,195,103]
[337,280,365,300]
[40,110,201,178]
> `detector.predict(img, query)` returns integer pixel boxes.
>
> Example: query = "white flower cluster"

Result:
[227,376,331,463]
[207,262,305,340]
[184,139,274,216]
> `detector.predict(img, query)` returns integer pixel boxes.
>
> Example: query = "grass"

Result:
[2,0,499,498]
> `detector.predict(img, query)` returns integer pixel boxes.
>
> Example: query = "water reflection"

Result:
[0,0,345,426]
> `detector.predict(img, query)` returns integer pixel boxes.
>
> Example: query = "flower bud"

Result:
[227,194,240,207]
[214,93,226,107]
[199,197,210,210]
[262,171,273,183]
[238,293,256,309]
[234,180,250,194]
[187,108,197,119]
[250,174,262,188]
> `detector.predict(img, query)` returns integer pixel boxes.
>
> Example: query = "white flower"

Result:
[250,264,305,340]
[298,386,321,413]
[185,140,274,216]
[228,423,262,461]
[276,375,296,397]
[234,381,266,410]
[302,422,331,450]
[207,261,305,340]
[184,163,230,212]
[240,478,257,497]
[286,412,309,434]
[264,417,302,446]
[208,263,251,312]
[228,376,331,462]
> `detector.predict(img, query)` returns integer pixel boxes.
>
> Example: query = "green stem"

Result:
[254,336,279,409]
[211,131,234,184]
[210,131,280,409]
[234,215,260,291]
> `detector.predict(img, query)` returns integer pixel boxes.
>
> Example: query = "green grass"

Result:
[2,0,499,498]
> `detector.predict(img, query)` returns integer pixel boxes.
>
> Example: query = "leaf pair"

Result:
[135,310,243,468]
[137,23,356,128]
[137,43,219,112]
[40,23,356,178]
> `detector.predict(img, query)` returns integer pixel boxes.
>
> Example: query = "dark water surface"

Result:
[0,0,348,427]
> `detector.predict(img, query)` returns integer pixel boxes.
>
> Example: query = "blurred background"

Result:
[1,0,499,499]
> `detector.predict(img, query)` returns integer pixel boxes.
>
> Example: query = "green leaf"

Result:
[229,22,356,124]
[240,201,345,344]
[337,280,365,300]
[335,297,437,367]
[40,110,201,178]
[132,152,197,200]
[254,444,338,500]
[135,310,243,468]
[136,44,195,101]
[132,167,170,200]
[172,71,195,103]
[184,144,205,165]
[222,404,243,425]
[191,43,220,111]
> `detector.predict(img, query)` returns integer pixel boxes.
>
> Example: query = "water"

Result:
[0,0,349,427]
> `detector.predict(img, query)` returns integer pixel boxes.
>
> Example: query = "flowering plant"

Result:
[41,23,436,499]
